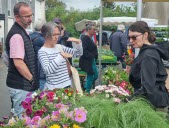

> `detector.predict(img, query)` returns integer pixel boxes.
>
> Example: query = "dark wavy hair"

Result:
[128,21,156,43]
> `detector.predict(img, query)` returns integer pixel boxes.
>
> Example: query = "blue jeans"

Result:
[8,87,29,119]
[39,79,46,90]
[85,59,98,92]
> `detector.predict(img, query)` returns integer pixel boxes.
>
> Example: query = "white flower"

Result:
[106,93,110,98]
[54,96,58,100]
[31,92,38,98]
[64,96,68,100]
[90,89,96,94]
[8,117,16,126]
[112,70,116,74]
[105,89,113,93]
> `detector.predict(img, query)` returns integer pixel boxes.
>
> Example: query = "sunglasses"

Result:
[128,34,142,40]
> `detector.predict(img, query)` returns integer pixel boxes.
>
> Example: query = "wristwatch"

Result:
[29,77,34,85]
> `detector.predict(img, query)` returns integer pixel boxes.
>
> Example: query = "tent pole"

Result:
[135,0,142,58]
[98,0,103,85]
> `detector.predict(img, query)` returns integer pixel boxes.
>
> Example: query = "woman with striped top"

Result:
[38,22,83,90]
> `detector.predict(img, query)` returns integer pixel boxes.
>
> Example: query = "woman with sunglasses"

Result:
[128,21,169,108]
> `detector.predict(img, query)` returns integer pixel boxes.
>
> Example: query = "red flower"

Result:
[34,110,44,117]
[47,91,55,102]
[26,108,32,115]
[64,89,69,93]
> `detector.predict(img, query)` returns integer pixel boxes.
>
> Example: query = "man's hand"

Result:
[13,58,33,81]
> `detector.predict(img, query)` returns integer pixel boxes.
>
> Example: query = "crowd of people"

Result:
[3,1,169,119]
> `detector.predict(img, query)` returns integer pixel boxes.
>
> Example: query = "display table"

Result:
[76,68,86,87]
[96,61,120,66]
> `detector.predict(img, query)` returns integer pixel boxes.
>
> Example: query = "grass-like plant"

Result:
[75,96,169,128]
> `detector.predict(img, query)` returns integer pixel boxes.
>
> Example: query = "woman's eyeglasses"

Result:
[128,34,142,40]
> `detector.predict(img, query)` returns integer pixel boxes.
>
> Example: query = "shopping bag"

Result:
[57,44,83,95]
[70,66,83,95]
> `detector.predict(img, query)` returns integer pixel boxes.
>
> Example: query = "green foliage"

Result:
[45,1,137,38]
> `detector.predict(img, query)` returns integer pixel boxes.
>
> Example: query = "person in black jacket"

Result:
[29,20,46,90]
[5,2,38,118]
[109,24,129,70]
[79,24,98,92]
[128,21,169,108]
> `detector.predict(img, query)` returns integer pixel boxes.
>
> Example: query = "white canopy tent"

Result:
[75,19,97,32]
[75,17,158,31]
[97,17,158,26]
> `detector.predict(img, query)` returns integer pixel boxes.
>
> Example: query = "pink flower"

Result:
[39,115,50,127]
[22,116,31,125]
[31,116,41,125]
[55,103,65,109]
[47,91,55,102]
[21,101,31,109]
[74,109,87,123]
[113,98,121,103]
[51,111,61,121]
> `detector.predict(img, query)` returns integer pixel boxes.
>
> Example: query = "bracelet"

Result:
[29,77,34,85]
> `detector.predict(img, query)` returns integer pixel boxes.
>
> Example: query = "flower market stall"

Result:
[1,67,169,128]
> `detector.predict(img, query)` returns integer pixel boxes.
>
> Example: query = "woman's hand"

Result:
[67,37,81,44]
[61,52,73,58]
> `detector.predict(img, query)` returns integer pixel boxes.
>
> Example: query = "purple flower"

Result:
[21,101,31,109]
[26,108,32,116]
[34,110,44,117]
[25,97,32,103]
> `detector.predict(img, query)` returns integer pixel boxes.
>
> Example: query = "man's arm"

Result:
[13,58,33,81]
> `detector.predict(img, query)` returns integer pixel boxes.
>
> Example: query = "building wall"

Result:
[0,0,45,45]
[142,2,169,25]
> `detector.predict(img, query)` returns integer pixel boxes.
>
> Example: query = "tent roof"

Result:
[97,17,158,26]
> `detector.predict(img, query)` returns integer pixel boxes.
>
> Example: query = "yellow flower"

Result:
[50,124,61,128]
[73,124,80,128]
[68,93,72,96]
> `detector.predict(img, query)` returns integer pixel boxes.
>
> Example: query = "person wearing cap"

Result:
[109,24,129,70]
[29,20,46,90]
[53,17,73,64]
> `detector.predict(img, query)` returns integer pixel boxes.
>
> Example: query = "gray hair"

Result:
[34,20,45,31]
[86,24,95,31]
[41,22,60,39]
[117,24,125,31]
[13,2,29,15]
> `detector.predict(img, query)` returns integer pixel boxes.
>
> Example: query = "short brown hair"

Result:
[13,2,29,15]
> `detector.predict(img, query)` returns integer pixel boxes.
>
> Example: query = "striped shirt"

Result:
[38,44,83,90]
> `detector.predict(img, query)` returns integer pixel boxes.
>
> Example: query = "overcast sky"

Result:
[60,0,134,11]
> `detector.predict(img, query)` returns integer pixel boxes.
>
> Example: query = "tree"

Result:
[46,0,66,9]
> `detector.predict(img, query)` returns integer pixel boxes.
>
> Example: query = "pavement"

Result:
[0,57,11,121]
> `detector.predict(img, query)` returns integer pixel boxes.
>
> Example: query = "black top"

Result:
[129,44,169,107]
[79,35,98,74]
